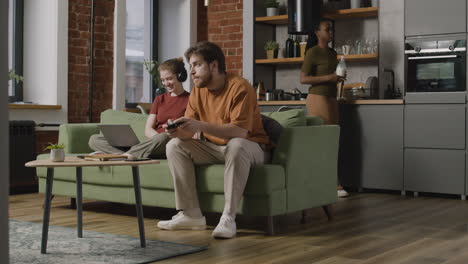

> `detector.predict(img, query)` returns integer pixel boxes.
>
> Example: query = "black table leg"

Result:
[41,168,54,254]
[132,166,146,247]
[76,167,83,238]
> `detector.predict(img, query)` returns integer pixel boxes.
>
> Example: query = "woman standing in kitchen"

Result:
[300,19,348,197]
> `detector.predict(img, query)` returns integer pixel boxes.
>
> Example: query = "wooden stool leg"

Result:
[322,205,333,221]
[70,198,76,209]
[266,216,275,235]
[41,168,54,254]
[301,210,307,224]
[76,167,83,238]
[132,166,146,247]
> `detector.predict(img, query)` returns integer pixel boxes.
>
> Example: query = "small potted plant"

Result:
[143,60,166,98]
[8,69,24,84]
[44,143,66,162]
[264,40,279,59]
[265,0,279,16]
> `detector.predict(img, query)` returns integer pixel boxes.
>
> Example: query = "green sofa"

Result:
[37,109,340,234]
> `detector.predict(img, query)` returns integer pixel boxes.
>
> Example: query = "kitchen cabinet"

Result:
[404,104,466,149]
[405,149,465,196]
[405,0,466,36]
[339,104,404,190]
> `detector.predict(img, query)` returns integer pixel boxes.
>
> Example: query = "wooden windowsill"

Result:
[9,104,62,110]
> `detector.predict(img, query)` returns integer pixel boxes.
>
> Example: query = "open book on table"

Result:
[81,154,128,161]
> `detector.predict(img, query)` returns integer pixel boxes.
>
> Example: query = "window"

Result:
[8,0,23,103]
[125,0,158,106]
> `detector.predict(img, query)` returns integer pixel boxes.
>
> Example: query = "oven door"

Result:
[406,52,466,93]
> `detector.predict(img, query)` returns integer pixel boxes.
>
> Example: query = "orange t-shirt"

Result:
[185,74,269,146]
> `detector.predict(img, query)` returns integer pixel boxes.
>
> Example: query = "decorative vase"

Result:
[50,149,65,162]
[266,7,278,16]
[266,50,275,59]
[350,0,360,9]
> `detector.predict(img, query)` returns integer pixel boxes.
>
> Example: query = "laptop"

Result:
[98,124,140,147]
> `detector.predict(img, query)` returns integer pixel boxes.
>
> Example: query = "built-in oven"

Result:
[405,36,466,95]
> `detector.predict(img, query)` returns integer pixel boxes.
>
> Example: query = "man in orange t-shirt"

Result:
[157,42,270,239]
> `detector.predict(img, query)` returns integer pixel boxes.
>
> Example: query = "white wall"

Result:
[113,0,126,110]
[158,0,197,92]
[1,0,10,262]
[9,0,68,125]
[243,1,254,83]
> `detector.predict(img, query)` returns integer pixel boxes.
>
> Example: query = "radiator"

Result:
[9,120,37,188]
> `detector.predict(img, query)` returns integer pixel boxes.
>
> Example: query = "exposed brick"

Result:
[68,0,114,123]
[36,131,59,155]
[222,25,241,34]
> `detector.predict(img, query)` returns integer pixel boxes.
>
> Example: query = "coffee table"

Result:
[25,157,160,254]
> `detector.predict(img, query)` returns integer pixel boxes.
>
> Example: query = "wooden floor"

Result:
[9,192,468,264]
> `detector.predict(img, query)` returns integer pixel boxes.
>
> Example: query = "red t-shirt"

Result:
[150,91,190,133]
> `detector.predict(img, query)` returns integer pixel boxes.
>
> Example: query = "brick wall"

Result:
[68,0,114,123]
[202,0,243,76]
[36,131,59,155]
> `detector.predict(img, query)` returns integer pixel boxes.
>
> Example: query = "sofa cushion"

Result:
[195,164,285,195]
[262,109,306,128]
[261,115,283,146]
[36,155,286,196]
[100,110,147,141]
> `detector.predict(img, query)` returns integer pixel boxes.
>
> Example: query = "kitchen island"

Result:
[259,99,406,195]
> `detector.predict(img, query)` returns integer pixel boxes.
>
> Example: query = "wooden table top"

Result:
[25,157,161,168]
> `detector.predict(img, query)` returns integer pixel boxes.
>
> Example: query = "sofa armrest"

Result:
[272,125,340,212]
[306,115,324,126]
[58,124,100,154]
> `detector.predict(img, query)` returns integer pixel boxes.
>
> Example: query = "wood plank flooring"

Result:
[9,192,468,263]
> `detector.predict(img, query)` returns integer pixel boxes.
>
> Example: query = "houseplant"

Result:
[44,143,65,162]
[8,69,24,84]
[143,60,166,98]
[265,0,279,16]
[264,40,279,59]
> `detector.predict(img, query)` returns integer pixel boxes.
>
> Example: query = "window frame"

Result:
[8,0,24,103]
[124,0,158,108]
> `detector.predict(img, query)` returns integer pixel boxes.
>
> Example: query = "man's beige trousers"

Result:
[166,137,267,216]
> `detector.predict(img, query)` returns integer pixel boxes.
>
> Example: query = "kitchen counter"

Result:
[258,99,404,105]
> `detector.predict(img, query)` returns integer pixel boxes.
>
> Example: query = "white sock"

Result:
[222,210,236,220]
[183,208,203,218]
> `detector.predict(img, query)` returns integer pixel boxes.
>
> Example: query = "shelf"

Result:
[9,104,62,110]
[256,57,304,64]
[255,7,378,25]
[255,53,378,65]
[322,7,378,20]
[255,15,288,25]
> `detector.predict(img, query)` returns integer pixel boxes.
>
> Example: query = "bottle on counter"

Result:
[285,35,293,58]
[256,81,266,101]
[293,35,301,57]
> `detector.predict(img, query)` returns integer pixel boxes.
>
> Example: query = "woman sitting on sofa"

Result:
[88,57,190,160]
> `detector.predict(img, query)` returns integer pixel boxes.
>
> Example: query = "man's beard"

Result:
[194,73,212,88]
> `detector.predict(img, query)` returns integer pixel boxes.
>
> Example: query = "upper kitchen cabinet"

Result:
[405,0,466,36]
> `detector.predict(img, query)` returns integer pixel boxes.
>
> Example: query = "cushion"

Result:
[261,115,283,146]
[262,109,307,128]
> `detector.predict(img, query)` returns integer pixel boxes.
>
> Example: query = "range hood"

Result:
[288,0,322,34]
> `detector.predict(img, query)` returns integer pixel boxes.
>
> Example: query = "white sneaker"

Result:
[337,189,349,198]
[157,211,206,230]
[212,215,237,238]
